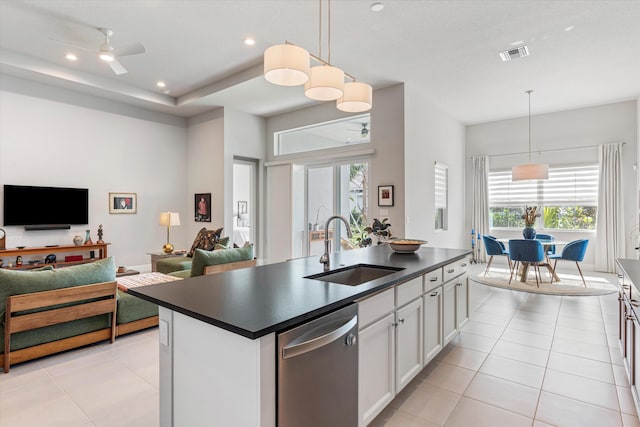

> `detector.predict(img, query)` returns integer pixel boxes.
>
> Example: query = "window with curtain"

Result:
[488,163,598,230]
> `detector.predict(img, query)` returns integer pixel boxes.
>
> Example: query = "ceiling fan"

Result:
[52,27,145,75]
[349,123,369,138]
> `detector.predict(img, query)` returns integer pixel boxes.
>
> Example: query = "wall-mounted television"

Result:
[3,185,89,227]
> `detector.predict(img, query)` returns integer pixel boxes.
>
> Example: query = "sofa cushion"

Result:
[116,290,159,325]
[187,227,224,257]
[168,269,192,279]
[190,244,254,277]
[156,256,192,274]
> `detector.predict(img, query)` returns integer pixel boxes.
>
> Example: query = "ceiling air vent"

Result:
[499,45,530,61]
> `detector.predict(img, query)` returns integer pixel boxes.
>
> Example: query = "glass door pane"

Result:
[307,166,335,256]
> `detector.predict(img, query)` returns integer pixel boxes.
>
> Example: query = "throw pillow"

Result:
[190,244,254,277]
[187,227,224,257]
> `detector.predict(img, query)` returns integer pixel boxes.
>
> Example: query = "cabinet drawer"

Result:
[396,276,423,308]
[442,262,458,283]
[358,288,395,330]
[424,269,443,292]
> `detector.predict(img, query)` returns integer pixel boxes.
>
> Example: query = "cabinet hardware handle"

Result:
[398,318,405,324]
[447,269,455,273]
[623,285,630,289]
[632,301,639,307]
[460,263,467,267]
[430,292,439,297]
[429,277,438,282]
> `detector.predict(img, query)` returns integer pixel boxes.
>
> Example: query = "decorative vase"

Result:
[84,229,93,245]
[522,225,536,239]
[73,235,83,246]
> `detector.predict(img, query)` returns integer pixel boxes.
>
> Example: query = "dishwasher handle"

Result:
[282,315,358,359]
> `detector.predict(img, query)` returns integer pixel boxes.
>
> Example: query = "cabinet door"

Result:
[455,274,469,330]
[359,312,395,427]
[424,286,443,364]
[396,298,423,392]
[625,303,634,381]
[443,281,457,345]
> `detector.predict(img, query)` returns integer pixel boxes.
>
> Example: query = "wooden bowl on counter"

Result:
[389,239,428,253]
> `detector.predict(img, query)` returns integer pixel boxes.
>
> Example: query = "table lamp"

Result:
[159,212,180,253]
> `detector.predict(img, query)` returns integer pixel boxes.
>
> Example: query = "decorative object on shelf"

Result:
[16,256,23,267]
[84,229,93,245]
[360,218,392,246]
[512,90,549,181]
[521,205,541,239]
[263,0,372,113]
[159,211,181,253]
[0,228,5,250]
[389,239,427,254]
[117,266,127,273]
[73,235,83,246]
[109,192,137,214]
[312,205,328,231]
[378,185,394,206]
[195,193,211,222]
[45,254,56,264]
[97,224,105,244]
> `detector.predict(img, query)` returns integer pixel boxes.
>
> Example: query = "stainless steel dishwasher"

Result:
[278,303,358,427]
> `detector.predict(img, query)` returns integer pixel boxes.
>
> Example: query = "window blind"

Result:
[434,165,448,209]
[489,164,598,207]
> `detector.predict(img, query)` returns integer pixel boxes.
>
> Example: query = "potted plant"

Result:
[521,205,541,239]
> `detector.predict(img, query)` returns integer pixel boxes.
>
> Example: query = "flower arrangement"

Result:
[522,205,541,226]
[358,218,392,247]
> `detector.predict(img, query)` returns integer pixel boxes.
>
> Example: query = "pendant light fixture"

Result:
[512,90,549,181]
[263,0,372,112]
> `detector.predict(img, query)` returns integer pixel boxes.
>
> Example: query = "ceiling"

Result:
[1,0,639,124]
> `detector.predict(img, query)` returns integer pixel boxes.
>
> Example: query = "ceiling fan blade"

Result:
[49,37,97,52]
[108,58,128,75]
[114,41,146,57]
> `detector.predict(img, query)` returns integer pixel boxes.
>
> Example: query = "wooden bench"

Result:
[3,281,117,373]
[203,258,257,275]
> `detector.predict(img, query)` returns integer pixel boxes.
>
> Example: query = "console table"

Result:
[0,243,110,270]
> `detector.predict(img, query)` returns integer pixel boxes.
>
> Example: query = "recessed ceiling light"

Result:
[65,53,78,61]
[370,2,384,12]
[564,25,575,32]
[156,81,166,88]
[243,37,256,46]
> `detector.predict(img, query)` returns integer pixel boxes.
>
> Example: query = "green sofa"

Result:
[0,257,158,371]
[167,245,255,279]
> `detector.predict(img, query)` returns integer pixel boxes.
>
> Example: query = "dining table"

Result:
[497,238,569,283]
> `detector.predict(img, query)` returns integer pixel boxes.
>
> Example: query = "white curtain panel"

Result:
[471,156,490,262]
[595,142,625,273]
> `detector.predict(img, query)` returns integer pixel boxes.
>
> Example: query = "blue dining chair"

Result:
[482,235,512,275]
[548,239,589,286]
[507,239,545,287]
[535,233,556,257]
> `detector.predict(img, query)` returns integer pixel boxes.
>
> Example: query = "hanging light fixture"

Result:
[512,90,548,181]
[263,0,372,111]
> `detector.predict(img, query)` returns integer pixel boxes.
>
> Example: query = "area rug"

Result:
[470,267,618,296]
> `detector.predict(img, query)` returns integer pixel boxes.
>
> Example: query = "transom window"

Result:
[488,164,598,230]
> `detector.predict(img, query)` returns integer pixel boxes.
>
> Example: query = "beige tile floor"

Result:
[0,265,638,427]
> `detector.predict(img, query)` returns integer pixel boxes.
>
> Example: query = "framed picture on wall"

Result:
[238,200,248,215]
[378,185,394,207]
[195,193,211,222]
[109,192,137,214]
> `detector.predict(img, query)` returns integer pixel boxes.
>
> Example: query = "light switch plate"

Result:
[159,320,169,346]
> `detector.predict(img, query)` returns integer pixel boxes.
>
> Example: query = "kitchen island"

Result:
[130,244,471,427]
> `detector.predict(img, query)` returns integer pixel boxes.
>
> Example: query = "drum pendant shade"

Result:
[304,65,344,101]
[264,44,310,86]
[337,81,372,112]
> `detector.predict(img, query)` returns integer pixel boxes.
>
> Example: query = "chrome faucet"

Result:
[319,215,353,271]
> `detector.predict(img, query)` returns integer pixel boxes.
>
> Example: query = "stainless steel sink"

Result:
[305,264,404,286]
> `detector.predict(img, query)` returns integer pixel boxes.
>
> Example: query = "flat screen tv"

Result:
[3,185,89,226]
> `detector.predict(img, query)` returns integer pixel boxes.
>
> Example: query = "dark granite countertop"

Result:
[130,245,471,339]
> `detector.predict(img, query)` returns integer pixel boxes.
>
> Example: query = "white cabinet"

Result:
[359,312,395,427]
[423,286,443,364]
[455,273,469,330]
[443,280,457,345]
[396,298,423,392]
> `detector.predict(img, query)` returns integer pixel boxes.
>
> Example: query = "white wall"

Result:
[404,83,466,249]
[0,75,188,268]
[465,100,638,269]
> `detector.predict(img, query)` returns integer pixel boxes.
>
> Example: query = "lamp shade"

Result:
[159,212,181,226]
[512,163,549,181]
[304,65,344,101]
[337,81,372,112]
[264,44,310,86]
